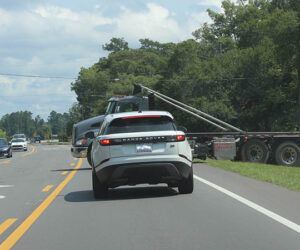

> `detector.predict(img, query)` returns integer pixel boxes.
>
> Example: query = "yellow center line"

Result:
[0,158,83,250]
[22,145,36,157]
[0,219,17,236]
[60,145,71,150]
[42,185,53,192]
[61,171,68,175]
[0,160,10,165]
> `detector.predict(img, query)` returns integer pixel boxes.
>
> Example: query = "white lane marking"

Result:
[0,185,14,200]
[194,174,300,234]
[0,185,14,188]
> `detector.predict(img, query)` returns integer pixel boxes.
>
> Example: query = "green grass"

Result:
[194,158,300,192]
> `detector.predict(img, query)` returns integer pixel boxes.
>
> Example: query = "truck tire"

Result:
[241,139,269,163]
[275,141,300,166]
[92,171,108,199]
[178,168,194,194]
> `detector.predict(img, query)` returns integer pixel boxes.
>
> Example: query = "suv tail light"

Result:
[100,139,111,146]
[176,135,185,141]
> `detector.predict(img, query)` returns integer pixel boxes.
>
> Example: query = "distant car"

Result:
[0,138,12,158]
[11,138,27,151]
[34,136,41,143]
[89,111,193,198]
[13,134,26,140]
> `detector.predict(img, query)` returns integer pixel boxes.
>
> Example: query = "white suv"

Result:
[89,111,193,198]
[11,138,27,151]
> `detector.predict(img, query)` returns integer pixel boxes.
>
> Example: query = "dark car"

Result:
[0,138,12,158]
[34,136,41,143]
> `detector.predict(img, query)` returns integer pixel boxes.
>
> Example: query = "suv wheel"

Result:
[92,171,108,199]
[178,168,194,194]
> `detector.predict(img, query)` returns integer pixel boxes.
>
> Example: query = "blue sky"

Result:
[0,0,223,120]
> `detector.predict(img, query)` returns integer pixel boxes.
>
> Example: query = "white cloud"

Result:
[114,3,185,42]
[198,0,223,9]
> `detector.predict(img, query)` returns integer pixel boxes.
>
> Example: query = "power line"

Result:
[0,73,77,80]
[0,72,256,82]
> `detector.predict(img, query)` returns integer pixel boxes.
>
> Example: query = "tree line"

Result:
[71,0,300,132]
[0,111,73,141]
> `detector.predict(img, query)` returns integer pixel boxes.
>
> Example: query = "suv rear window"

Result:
[106,116,176,134]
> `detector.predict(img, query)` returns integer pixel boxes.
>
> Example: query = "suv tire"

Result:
[92,171,108,199]
[178,168,194,194]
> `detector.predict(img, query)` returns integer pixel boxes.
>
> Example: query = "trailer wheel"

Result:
[241,139,269,163]
[275,141,300,167]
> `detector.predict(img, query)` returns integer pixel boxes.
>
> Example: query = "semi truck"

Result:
[71,84,300,167]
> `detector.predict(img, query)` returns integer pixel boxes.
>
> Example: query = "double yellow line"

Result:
[22,145,36,157]
[0,158,83,249]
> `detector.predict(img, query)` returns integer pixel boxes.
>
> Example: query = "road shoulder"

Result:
[193,162,300,225]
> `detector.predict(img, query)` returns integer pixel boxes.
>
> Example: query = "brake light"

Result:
[176,135,185,141]
[100,139,111,145]
[122,115,161,119]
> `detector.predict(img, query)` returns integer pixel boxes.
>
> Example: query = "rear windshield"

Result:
[106,116,176,134]
[12,139,25,142]
[0,138,8,145]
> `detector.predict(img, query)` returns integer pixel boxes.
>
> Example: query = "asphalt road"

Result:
[0,144,300,250]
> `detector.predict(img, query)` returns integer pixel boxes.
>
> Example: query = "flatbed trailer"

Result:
[135,84,300,167]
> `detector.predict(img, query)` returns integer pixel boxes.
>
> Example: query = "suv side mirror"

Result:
[85,131,95,139]
[8,142,11,145]
[177,126,187,133]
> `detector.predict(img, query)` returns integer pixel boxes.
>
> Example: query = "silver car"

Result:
[89,111,193,198]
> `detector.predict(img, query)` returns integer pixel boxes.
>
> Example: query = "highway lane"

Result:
[0,144,300,249]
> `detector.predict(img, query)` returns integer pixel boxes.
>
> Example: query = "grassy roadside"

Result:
[194,158,300,192]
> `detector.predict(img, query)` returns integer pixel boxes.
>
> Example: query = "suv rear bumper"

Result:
[71,145,88,158]
[94,156,192,188]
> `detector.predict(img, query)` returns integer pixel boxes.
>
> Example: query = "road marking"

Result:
[61,145,70,150]
[193,174,300,234]
[70,163,75,166]
[73,158,78,161]
[0,159,82,249]
[0,219,17,236]
[0,160,10,165]
[42,185,53,192]
[0,185,13,200]
[61,171,68,175]
[22,146,36,157]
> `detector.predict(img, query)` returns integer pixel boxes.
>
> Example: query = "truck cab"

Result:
[71,95,150,163]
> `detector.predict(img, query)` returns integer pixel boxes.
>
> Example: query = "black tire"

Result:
[178,168,194,194]
[92,171,108,199]
[87,145,92,167]
[275,141,300,166]
[241,139,269,163]
[7,150,12,158]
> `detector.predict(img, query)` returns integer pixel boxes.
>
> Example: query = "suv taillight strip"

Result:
[99,135,185,146]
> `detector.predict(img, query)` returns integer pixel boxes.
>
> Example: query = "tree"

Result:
[102,37,129,53]
[0,128,6,138]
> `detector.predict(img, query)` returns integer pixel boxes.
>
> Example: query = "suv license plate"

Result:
[136,144,152,153]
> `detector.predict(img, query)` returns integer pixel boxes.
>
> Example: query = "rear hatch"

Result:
[101,115,183,158]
